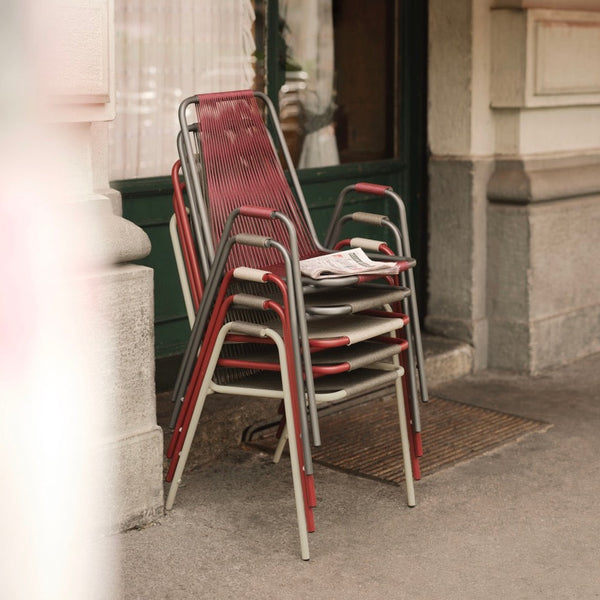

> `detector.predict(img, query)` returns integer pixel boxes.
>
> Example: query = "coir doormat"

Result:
[246,395,551,485]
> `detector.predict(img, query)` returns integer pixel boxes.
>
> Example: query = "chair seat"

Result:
[219,339,403,374]
[269,313,406,347]
[214,366,404,403]
[230,281,410,316]
[303,284,410,315]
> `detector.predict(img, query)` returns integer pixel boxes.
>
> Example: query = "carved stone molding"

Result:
[488,153,600,203]
[491,8,600,108]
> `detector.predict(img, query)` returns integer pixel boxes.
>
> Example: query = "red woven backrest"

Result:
[195,90,319,270]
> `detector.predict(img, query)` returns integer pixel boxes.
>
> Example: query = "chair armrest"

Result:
[324,183,400,250]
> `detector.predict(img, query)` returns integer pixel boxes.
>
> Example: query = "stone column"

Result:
[428,0,600,374]
[45,0,164,531]
[427,0,495,370]
[487,5,600,372]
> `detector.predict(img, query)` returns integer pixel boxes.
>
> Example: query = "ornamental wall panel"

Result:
[491,8,600,108]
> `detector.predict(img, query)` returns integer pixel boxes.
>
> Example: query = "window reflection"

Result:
[280,0,339,168]
[276,0,397,169]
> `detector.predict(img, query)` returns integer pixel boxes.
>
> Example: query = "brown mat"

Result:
[246,395,551,485]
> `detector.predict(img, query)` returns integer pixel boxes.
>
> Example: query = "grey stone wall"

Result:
[428,0,600,374]
[487,155,600,372]
[92,263,165,531]
[426,158,493,372]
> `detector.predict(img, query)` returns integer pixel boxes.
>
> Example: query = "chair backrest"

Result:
[183,90,321,270]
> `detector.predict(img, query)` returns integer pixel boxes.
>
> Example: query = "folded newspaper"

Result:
[299,248,402,279]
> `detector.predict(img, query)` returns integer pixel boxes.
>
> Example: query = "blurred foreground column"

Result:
[44,0,164,533]
[0,0,163,597]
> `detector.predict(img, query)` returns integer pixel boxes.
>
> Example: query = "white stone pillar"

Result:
[41,0,164,530]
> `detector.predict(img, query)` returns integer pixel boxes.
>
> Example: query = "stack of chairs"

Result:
[165,90,428,560]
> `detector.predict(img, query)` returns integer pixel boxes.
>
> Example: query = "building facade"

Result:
[428,0,600,373]
[27,0,599,530]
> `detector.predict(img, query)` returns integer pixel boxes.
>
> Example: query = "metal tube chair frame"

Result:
[168,163,422,486]
[167,313,311,560]
[166,270,314,511]
[168,204,321,484]
[166,316,415,561]
[172,118,326,446]
[326,184,429,408]
[165,254,410,511]
[169,164,425,471]
[168,178,422,490]
[165,215,416,500]
[172,90,426,456]
[169,212,196,328]
[169,121,426,496]
[166,153,420,558]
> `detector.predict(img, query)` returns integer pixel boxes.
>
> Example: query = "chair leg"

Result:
[405,268,429,405]
[273,425,288,464]
[167,291,235,468]
[267,396,317,515]
[389,293,423,459]
[169,320,312,559]
[394,373,416,507]
[280,387,310,560]
[401,303,421,427]
[165,328,223,510]
[398,350,422,479]
[413,431,423,458]
[269,328,311,559]
[404,385,422,481]
[387,323,421,481]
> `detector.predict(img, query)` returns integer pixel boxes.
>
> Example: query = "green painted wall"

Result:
[116,176,191,359]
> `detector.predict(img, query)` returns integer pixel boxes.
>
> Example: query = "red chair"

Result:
[164,91,427,559]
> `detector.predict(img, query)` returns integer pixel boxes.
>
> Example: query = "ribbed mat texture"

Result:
[248,395,550,485]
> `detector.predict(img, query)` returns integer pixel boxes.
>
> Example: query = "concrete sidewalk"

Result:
[110,352,600,599]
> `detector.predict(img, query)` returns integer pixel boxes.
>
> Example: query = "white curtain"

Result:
[110,0,255,180]
[281,0,339,169]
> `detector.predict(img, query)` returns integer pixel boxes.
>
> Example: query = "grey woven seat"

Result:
[227,367,402,401]
[221,340,402,373]
[303,284,410,315]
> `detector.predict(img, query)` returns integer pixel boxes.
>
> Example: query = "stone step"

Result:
[422,334,473,389]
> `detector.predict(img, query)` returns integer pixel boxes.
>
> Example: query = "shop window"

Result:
[110,0,256,180]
